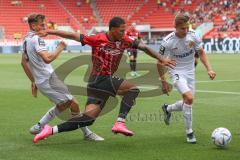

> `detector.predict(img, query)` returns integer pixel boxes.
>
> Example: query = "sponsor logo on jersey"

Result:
[174,50,193,58]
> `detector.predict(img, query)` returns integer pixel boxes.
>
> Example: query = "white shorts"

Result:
[170,72,195,95]
[36,73,73,105]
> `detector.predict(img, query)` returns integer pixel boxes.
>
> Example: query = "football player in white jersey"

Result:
[21,13,103,141]
[158,13,216,143]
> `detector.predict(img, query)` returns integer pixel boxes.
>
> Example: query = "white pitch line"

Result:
[195,90,240,95]
[138,86,240,95]
[196,80,240,83]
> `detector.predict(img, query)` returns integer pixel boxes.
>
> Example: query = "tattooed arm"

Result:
[137,41,176,68]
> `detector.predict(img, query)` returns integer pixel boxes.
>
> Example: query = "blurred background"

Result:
[0,0,239,53]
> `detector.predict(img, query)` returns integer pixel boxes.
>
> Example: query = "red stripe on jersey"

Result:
[80,33,137,75]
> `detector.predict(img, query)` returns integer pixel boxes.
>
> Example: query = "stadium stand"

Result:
[0,0,239,40]
[129,0,200,28]
[194,0,240,38]
[59,0,97,30]
[0,0,80,39]
[95,0,145,25]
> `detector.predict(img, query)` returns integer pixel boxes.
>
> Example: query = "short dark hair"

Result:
[28,13,45,25]
[174,13,190,26]
[109,17,125,30]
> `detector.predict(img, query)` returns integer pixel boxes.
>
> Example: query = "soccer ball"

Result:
[211,127,232,147]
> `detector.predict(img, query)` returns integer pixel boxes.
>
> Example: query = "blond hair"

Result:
[174,13,190,26]
[27,13,45,25]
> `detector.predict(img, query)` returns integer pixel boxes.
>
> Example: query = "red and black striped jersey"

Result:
[80,32,139,75]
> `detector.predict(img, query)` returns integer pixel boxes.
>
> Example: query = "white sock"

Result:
[117,117,126,122]
[80,127,92,136]
[182,103,193,134]
[167,100,183,112]
[39,106,60,127]
[52,126,58,135]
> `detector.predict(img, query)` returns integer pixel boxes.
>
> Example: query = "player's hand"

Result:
[208,70,216,80]
[161,80,170,96]
[36,29,49,37]
[31,82,38,98]
[57,41,67,51]
[160,58,176,69]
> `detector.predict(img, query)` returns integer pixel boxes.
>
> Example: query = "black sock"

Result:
[118,88,140,119]
[130,60,136,71]
[57,114,95,133]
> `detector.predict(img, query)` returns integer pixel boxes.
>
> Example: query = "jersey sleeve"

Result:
[191,32,202,51]
[159,40,171,57]
[79,34,98,47]
[34,36,47,53]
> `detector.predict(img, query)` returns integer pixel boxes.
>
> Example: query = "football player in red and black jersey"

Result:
[33,17,176,143]
[125,23,141,76]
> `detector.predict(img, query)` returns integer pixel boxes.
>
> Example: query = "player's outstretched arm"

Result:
[137,41,176,68]
[37,29,80,41]
[38,41,66,64]
[198,48,216,80]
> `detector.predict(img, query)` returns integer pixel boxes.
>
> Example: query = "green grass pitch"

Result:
[0,53,240,160]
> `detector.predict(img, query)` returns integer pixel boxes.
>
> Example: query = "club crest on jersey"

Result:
[188,41,194,48]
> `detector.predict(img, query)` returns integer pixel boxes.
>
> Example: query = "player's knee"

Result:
[183,92,193,105]
[122,88,140,106]
[128,87,140,96]
[71,113,96,127]
[71,99,79,106]
[70,99,80,114]
[56,100,72,111]
[184,97,193,105]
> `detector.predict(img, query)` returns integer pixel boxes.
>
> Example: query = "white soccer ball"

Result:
[211,127,232,147]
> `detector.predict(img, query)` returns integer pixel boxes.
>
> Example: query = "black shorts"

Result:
[127,49,138,58]
[86,75,124,108]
